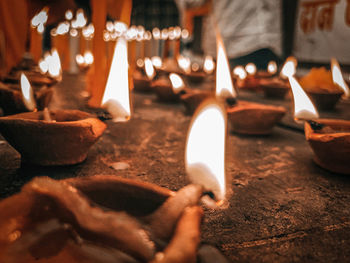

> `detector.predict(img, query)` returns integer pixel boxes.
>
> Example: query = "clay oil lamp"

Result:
[0,73,53,115]
[288,75,350,174]
[0,108,106,166]
[101,36,132,122]
[133,57,156,92]
[180,88,213,115]
[299,65,345,111]
[214,37,286,135]
[151,73,186,102]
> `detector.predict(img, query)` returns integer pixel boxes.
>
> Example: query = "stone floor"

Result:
[1,72,350,262]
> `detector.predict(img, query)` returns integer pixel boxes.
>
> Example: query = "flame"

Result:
[65,10,73,20]
[151,56,162,69]
[216,37,236,98]
[106,21,114,32]
[331,58,350,97]
[20,73,36,111]
[102,37,131,122]
[267,61,277,74]
[76,54,85,66]
[185,101,226,201]
[174,26,182,39]
[31,7,48,28]
[177,55,191,74]
[288,76,319,121]
[203,55,215,74]
[84,51,94,65]
[280,56,297,78]
[57,22,70,35]
[136,59,144,68]
[181,29,189,39]
[169,73,185,93]
[161,29,169,40]
[38,58,48,73]
[114,22,127,35]
[152,28,161,40]
[245,63,256,75]
[233,66,247,80]
[144,57,155,80]
[48,49,62,79]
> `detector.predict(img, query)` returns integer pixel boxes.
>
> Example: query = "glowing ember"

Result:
[267,61,277,74]
[185,101,227,201]
[48,49,62,79]
[169,73,185,93]
[280,56,297,79]
[20,73,37,111]
[331,58,350,97]
[65,10,73,20]
[245,63,257,75]
[151,56,162,69]
[144,57,155,80]
[288,76,319,121]
[216,36,236,98]
[203,55,215,74]
[102,37,131,122]
[233,66,247,80]
[177,55,191,74]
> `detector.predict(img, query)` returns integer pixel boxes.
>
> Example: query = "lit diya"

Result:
[151,73,186,102]
[0,74,53,115]
[288,75,350,174]
[133,57,156,92]
[0,102,228,262]
[0,109,106,166]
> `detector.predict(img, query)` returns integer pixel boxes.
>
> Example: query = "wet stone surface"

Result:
[1,73,350,262]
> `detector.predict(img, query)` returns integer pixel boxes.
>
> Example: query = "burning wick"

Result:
[185,101,227,202]
[20,73,37,111]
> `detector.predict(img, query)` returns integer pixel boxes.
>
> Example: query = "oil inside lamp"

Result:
[245,63,257,75]
[102,37,131,122]
[203,55,215,74]
[169,73,185,94]
[144,57,155,80]
[233,66,247,80]
[288,75,319,121]
[151,56,162,69]
[216,36,236,100]
[20,73,37,111]
[331,58,350,98]
[177,55,191,74]
[185,101,226,201]
[267,61,277,74]
[280,56,297,79]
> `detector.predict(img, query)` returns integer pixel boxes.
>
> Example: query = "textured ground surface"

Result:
[1,73,350,262]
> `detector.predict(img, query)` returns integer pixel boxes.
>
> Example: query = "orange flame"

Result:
[144,57,155,80]
[185,101,227,201]
[169,73,185,93]
[233,66,247,80]
[245,63,256,75]
[65,10,73,20]
[31,7,48,33]
[280,56,297,79]
[48,49,62,79]
[151,56,162,69]
[20,73,36,111]
[102,37,131,122]
[288,76,319,121]
[38,58,48,73]
[203,55,215,74]
[216,36,236,98]
[331,58,350,98]
[267,61,277,74]
[177,55,191,74]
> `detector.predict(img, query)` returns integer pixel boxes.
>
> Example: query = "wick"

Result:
[43,107,52,122]
[306,120,325,131]
[225,97,237,107]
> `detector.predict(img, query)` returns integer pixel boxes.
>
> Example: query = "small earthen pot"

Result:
[151,77,183,102]
[227,100,286,135]
[260,77,290,99]
[0,82,53,115]
[180,89,213,115]
[133,70,153,92]
[306,90,344,111]
[0,109,106,166]
[304,119,350,174]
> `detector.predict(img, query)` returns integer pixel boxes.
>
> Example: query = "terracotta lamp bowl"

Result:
[151,77,183,102]
[180,89,213,115]
[304,119,350,174]
[260,77,290,99]
[227,100,286,135]
[0,109,106,166]
[0,176,173,262]
[0,82,53,115]
[305,90,344,111]
[133,70,153,92]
